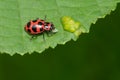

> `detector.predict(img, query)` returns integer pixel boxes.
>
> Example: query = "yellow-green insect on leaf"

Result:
[61,16,80,33]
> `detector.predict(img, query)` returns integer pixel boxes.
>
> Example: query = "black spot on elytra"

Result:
[32,25,37,32]
[41,20,44,21]
[38,22,43,25]
[32,20,37,22]
[27,29,31,33]
[27,22,31,28]
[40,27,43,31]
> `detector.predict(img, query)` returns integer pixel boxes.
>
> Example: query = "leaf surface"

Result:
[0,0,119,55]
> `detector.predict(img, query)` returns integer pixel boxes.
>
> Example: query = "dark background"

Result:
[0,3,120,80]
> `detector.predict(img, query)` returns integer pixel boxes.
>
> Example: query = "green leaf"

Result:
[0,0,119,55]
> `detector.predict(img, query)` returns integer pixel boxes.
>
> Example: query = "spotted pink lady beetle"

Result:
[24,16,58,40]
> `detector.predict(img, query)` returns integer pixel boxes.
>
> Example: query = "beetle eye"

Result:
[51,24,55,29]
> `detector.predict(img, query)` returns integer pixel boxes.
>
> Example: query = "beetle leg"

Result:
[42,33,45,41]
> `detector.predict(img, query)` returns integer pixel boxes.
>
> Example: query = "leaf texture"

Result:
[0,0,119,55]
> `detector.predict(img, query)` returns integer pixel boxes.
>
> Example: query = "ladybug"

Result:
[24,18,58,40]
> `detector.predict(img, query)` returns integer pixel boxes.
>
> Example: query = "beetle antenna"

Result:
[44,15,47,21]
